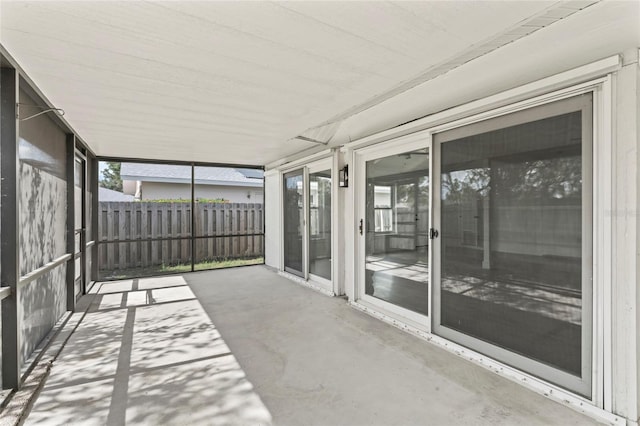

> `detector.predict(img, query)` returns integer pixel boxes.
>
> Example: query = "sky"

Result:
[98,161,108,181]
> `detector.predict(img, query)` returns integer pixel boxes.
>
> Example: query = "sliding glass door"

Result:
[308,163,332,283]
[352,93,593,397]
[433,93,593,397]
[283,169,304,277]
[283,159,333,287]
[356,138,431,325]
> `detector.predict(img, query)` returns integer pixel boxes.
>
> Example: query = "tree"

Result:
[101,162,123,192]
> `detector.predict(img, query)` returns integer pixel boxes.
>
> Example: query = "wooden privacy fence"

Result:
[98,202,264,270]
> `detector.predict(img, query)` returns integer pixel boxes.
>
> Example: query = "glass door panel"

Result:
[283,169,304,277]
[74,156,85,298]
[364,148,430,316]
[434,93,592,396]
[194,165,264,271]
[308,169,331,281]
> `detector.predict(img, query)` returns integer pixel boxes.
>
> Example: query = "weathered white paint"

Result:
[610,49,640,422]
[335,58,619,155]
[264,170,281,269]
[332,150,345,296]
[342,146,356,302]
[637,53,640,426]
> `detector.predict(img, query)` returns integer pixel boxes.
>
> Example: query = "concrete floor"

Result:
[26,266,597,425]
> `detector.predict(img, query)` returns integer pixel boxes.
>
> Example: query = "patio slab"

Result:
[25,266,598,425]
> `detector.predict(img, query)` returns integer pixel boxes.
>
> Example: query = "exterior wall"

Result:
[0,96,3,389]
[636,56,640,425]
[264,171,281,269]
[140,181,262,203]
[18,89,68,364]
[122,179,136,196]
[611,50,640,422]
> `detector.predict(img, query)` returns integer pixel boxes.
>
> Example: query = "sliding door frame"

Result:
[306,158,334,290]
[432,92,594,398]
[347,76,612,410]
[354,133,433,331]
[282,168,306,278]
[280,157,336,293]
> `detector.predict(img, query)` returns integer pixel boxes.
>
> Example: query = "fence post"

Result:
[170,203,177,264]
[161,206,168,267]
[182,203,190,264]
[119,203,127,269]
[131,203,138,268]
[239,204,246,257]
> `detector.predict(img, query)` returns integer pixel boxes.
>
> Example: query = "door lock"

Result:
[359,219,363,235]
[429,228,439,239]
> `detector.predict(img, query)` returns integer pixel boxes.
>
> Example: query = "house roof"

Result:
[120,163,263,188]
[98,187,135,202]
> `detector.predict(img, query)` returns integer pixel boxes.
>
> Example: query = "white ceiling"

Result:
[0,1,605,166]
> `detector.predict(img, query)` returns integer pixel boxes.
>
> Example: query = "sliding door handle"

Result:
[359,219,363,235]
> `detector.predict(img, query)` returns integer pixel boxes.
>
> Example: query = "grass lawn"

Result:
[99,257,264,280]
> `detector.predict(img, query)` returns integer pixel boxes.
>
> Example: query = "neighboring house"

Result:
[98,187,135,202]
[120,163,263,203]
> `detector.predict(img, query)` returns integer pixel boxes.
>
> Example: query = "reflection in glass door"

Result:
[308,168,331,281]
[363,148,430,316]
[433,94,593,396]
[283,169,304,277]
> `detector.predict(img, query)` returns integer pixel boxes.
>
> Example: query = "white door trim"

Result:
[354,134,433,331]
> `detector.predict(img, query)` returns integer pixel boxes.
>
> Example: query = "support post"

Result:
[191,164,195,272]
[91,156,99,282]
[66,134,76,311]
[1,67,21,389]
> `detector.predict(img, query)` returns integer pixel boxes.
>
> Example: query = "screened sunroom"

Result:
[0,1,639,424]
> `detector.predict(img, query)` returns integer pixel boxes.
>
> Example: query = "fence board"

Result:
[150,204,158,265]
[215,208,221,258]
[120,205,129,268]
[182,205,190,262]
[224,205,231,257]
[206,207,213,258]
[161,208,168,266]
[197,206,205,260]
[107,203,114,269]
[238,205,242,256]
[249,207,255,255]
[140,205,148,267]
[131,205,138,268]
[171,203,178,263]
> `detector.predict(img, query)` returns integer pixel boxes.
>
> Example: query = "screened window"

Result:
[374,185,393,232]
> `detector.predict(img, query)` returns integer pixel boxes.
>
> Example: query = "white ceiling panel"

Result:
[1,0,593,165]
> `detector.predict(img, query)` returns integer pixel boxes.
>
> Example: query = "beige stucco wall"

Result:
[139,181,262,203]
